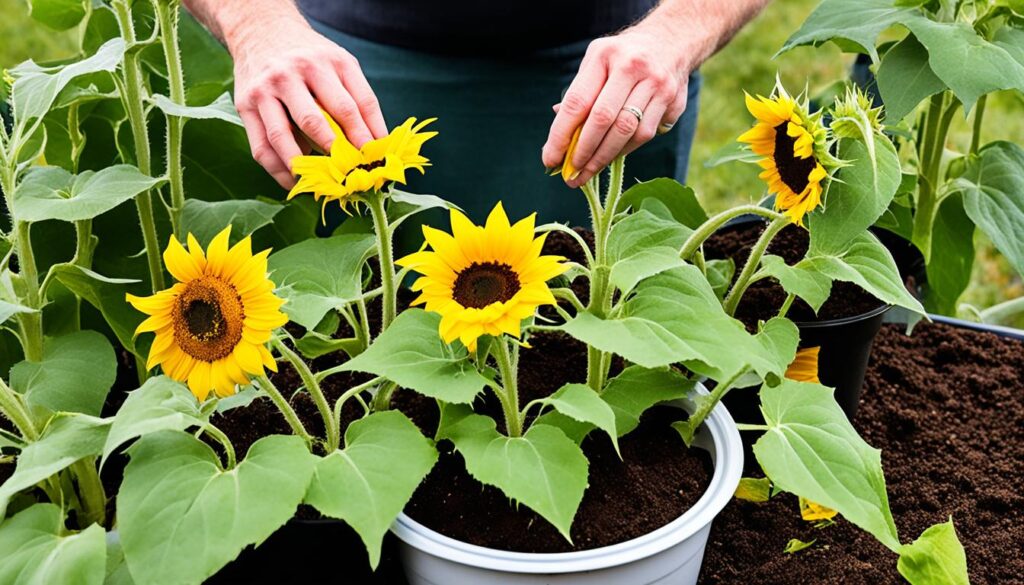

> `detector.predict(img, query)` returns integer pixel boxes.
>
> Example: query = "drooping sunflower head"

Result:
[288,113,437,219]
[126,227,288,401]
[396,203,568,351]
[738,83,836,226]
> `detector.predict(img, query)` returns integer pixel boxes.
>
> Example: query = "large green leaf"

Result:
[0,414,110,520]
[267,233,376,329]
[601,366,694,436]
[606,208,690,293]
[52,265,144,356]
[13,165,163,223]
[876,34,945,123]
[955,141,1024,277]
[759,254,833,313]
[897,519,970,585]
[341,310,489,403]
[753,380,900,551]
[10,38,126,122]
[902,14,1024,112]
[180,198,283,247]
[780,0,916,62]
[438,406,588,540]
[808,135,902,255]
[800,231,925,314]
[102,377,206,465]
[0,504,106,585]
[119,433,315,585]
[180,117,283,202]
[534,384,619,453]
[616,178,708,229]
[562,266,797,380]
[924,193,974,315]
[10,330,117,416]
[27,0,88,30]
[305,411,437,567]
[387,189,456,230]
[151,92,242,126]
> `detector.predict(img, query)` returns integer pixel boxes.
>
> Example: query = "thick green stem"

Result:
[14,221,44,361]
[723,216,790,316]
[333,376,383,436]
[777,293,796,319]
[680,205,787,261]
[256,375,314,447]
[203,424,237,469]
[969,94,987,155]
[70,459,106,526]
[73,220,94,268]
[913,93,947,257]
[686,368,747,437]
[113,0,166,293]
[0,378,39,441]
[273,338,338,450]
[493,339,522,437]
[153,0,187,237]
[370,381,396,412]
[356,296,372,350]
[365,191,396,335]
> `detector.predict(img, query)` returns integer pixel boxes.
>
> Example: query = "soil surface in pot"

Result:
[703,222,883,327]
[699,322,1024,584]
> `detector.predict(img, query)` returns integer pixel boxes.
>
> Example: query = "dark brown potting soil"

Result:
[699,322,1024,584]
[703,221,884,326]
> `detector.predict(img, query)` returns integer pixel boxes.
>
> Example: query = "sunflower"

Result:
[127,227,288,401]
[288,114,437,218]
[738,87,832,226]
[397,203,568,351]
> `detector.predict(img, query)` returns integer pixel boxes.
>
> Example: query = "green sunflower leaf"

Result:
[119,432,316,585]
[753,380,901,552]
[616,178,708,229]
[606,208,691,293]
[268,233,376,329]
[897,519,970,585]
[102,376,207,466]
[876,34,944,123]
[10,330,117,416]
[779,0,916,62]
[953,141,1024,278]
[0,414,111,520]
[601,366,695,436]
[26,0,89,30]
[533,384,619,454]
[305,411,437,568]
[924,193,974,315]
[13,165,164,223]
[180,198,283,248]
[0,504,106,585]
[706,258,735,300]
[10,38,125,122]
[151,92,242,126]
[0,299,37,327]
[52,265,144,357]
[387,189,457,230]
[340,309,490,404]
[437,405,588,541]
[759,254,833,313]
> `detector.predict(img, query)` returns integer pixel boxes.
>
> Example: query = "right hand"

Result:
[229,19,388,188]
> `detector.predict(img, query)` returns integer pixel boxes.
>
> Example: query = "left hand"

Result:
[541,24,693,188]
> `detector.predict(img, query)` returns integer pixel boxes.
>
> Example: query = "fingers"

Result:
[660,85,689,134]
[335,56,388,140]
[238,107,295,189]
[279,79,339,152]
[307,70,373,148]
[572,80,655,186]
[257,97,305,172]
[570,70,638,173]
[624,98,666,157]
[541,55,607,169]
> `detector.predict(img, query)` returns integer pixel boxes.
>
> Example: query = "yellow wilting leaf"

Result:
[784,538,816,554]
[734,477,772,502]
[785,346,821,383]
[799,496,838,521]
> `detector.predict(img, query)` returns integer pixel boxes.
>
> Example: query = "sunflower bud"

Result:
[830,86,885,140]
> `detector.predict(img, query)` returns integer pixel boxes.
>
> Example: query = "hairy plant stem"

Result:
[365,191,396,335]
[969,94,987,155]
[70,459,107,526]
[333,377,383,436]
[14,222,44,361]
[913,93,948,259]
[257,375,313,447]
[113,0,166,293]
[153,0,187,237]
[679,205,787,261]
[777,293,796,319]
[203,424,237,469]
[272,338,338,451]
[686,367,748,438]
[492,339,523,437]
[723,216,790,316]
[0,378,39,441]
[370,381,397,412]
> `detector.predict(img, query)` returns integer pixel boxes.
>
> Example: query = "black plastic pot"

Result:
[207,519,407,584]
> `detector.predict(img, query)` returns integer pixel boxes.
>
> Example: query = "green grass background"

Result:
[2,0,1020,318]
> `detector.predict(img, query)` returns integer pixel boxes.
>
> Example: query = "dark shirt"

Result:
[297,0,660,55]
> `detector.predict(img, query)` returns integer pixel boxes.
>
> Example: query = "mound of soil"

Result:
[703,221,884,327]
[699,322,1024,584]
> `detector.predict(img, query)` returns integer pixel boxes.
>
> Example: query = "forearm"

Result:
[181,0,310,51]
[631,0,771,72]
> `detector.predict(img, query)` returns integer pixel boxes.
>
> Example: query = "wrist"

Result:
[218,2,311,55]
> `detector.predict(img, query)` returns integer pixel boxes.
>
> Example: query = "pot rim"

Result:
[793,302,892,328]
[390,391,743,574]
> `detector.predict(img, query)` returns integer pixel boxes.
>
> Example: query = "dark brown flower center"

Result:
[356,159,386,172]
[172,277,245,362]
[452,262,521,309]
[773,123,818,195]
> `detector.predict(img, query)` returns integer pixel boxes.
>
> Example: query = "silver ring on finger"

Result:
[622,105,644,123]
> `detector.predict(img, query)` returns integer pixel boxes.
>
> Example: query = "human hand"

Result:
[229,17,387,188]
[542,24,693,188]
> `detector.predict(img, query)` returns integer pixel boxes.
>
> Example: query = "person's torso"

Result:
[297,0,660,55]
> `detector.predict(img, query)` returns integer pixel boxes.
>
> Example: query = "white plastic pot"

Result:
[391,392,743,585]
